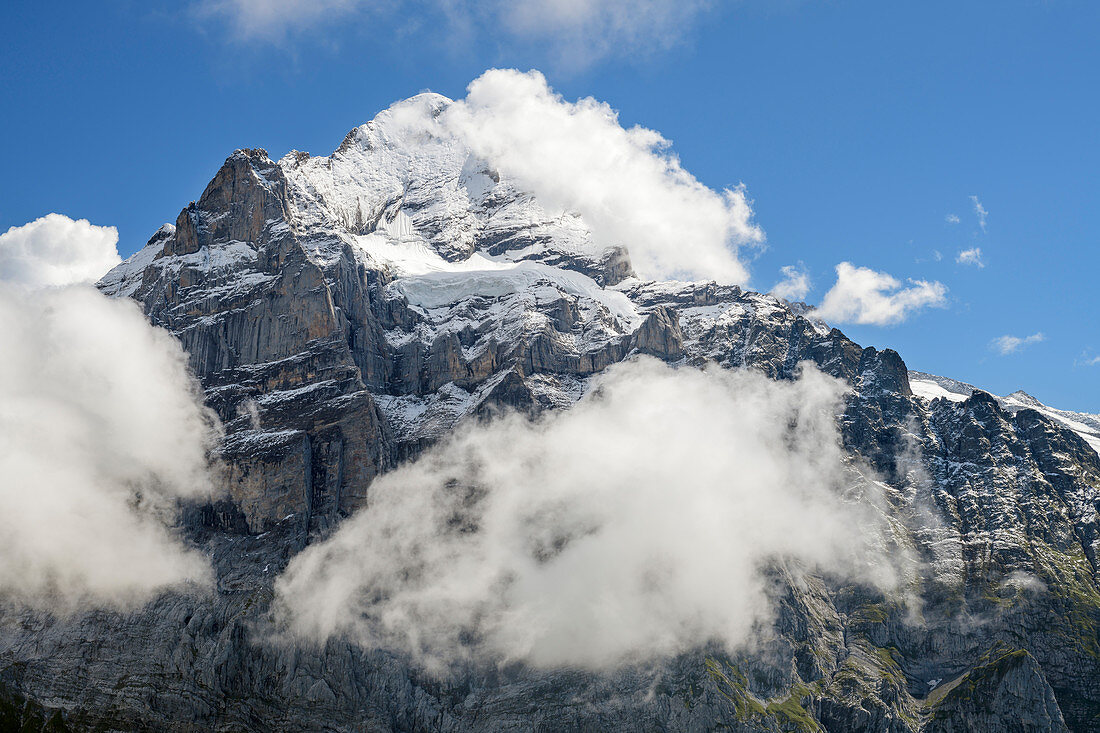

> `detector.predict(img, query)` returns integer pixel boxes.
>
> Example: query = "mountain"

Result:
[4,94,1100,732]
[909,371,1100,456]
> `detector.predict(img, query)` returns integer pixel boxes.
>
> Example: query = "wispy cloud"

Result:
[814,262,947,326]
[956,247,984,268]
[970,195,988,232]
[769,264,811,301]
[198,0,364,40]
[1076,353,1100,367]
[496,0,714,69]
[991,332,1044,355]
[945,213,960,224]
[197,0,716,68]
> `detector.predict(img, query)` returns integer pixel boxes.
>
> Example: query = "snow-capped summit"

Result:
[909,370,1100,455]
[280,91,610,273]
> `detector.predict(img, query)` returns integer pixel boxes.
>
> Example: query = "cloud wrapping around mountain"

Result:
[274,358,902,670]
[0,216,216,611]
[439,69,762,283]
[815,262,947,326]
[0,214,121,289]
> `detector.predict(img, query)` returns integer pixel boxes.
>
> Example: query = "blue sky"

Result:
[2,0,1098,410]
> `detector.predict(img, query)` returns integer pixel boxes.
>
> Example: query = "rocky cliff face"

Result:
[3,94,1100,732]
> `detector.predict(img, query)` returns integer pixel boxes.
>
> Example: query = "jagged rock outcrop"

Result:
[632,305,684,359]
[4,93,1100,731]
[925,647,1069,732]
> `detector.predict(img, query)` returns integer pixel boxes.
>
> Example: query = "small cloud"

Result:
[932,249,943,262]
[970,195,988,232]
[770,264,811,301]
[1000,571,1046,596]
[991,332,1044,355]
[945,214,960,224]
[1076,353,1100,367]
[956,247,984,268]
[0,214,121,288]
[814,262,947,326]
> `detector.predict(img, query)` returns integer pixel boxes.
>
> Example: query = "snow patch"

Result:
[394,260,640,328]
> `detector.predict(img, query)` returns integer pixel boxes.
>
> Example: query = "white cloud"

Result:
[991,332,1044,356]
[770,264,811,301]
[0,214,121,288]
[814,262,947,326]
[970,195,988,232]
[0,217,217,611]
[956,247,984,268]
[438,69,762,283]
[932,249,943,261]
[199,0,714,67]
[1078,354,1100,367]
[945,214,960,224]
[496,0,713,69]
[274,358,903,670]
[198,0,367,40]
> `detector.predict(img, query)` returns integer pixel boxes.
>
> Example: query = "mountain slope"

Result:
[4,95,1100,731]
[910,371,1100,456]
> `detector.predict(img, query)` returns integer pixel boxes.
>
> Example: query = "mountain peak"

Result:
[1006,389,1041,406]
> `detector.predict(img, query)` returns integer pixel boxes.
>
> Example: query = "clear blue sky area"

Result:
[2,0,1097,410]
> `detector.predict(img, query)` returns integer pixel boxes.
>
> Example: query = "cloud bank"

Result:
[992,332,1044,356]
[815,262,947,326]
[274,358,900,670]
[0,214,121,289]
[0,216,216,611]
[439,69,762,283]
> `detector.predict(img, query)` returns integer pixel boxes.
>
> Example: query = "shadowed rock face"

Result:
[923,647,1068,732]
[4,106,1100,731]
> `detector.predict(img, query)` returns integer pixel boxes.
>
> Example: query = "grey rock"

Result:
[632,305,684,359]
[926,647,1069,732]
